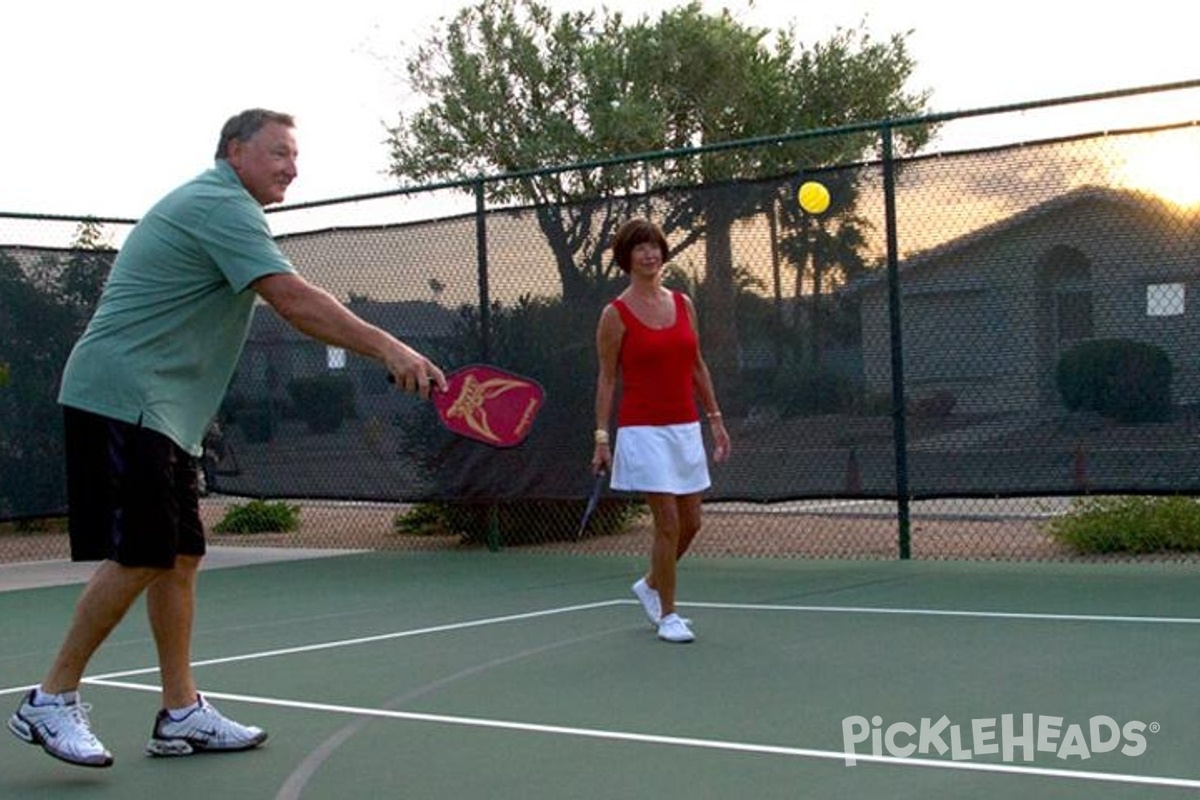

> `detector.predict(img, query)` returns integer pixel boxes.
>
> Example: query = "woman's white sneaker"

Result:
[657,613,695,643]
[632,578,662,626]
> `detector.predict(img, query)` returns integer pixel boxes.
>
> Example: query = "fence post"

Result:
[474,177,491,363]
[473,177,503,549]
[881,124,912,560]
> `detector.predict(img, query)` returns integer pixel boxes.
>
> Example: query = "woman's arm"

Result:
[593,304,624,472]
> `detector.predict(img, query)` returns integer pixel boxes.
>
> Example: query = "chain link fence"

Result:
[3,81,1199,562]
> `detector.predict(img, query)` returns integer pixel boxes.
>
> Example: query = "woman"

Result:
[592,218,731,643]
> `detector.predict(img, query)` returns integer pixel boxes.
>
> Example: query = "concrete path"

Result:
[0,545,365,593]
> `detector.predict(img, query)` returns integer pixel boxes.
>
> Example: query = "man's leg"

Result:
[42,561,163,693]
[8,560,160,767]
[146,555,200,710]
[142,555,268,757]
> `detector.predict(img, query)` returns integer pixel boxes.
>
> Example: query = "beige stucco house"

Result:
[855,186,1200,415]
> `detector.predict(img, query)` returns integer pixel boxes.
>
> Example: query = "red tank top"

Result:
[613,291,700,427]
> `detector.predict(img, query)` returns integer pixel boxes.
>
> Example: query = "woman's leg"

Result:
[675,492,703,559]
[644,493,681,616]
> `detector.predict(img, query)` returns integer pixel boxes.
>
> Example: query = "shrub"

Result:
[911,390,956,418]
[392,503,447,536]
[771,358,861,418]
[213,500,300,534]
[1048,495,1200,554]
[1055,339,1172,423]
[397,293,611,501]
[236,401,275,443]
[0,517,67,535]
[287,374,356,433]
[395,499,644,546]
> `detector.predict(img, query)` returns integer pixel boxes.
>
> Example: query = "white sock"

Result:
[33,687,78,706]
[167,698,202,721]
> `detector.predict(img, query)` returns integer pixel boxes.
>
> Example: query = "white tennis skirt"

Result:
[610,422,710,494]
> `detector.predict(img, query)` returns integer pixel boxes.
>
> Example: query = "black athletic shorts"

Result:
[64,406,205,568]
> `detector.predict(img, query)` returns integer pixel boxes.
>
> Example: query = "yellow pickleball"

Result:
[797,181,830,214]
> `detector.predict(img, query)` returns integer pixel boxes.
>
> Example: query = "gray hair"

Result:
[214,109,295,159]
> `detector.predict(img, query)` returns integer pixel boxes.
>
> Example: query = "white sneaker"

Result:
[657,613,695,643]
[632,578,662,626]
[145,694,267,756]
[7,689,114,768]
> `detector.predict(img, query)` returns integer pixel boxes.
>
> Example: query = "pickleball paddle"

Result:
[390,363,544,448]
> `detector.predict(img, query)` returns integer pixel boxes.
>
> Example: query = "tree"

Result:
[778,172,873,367]
[612,10,932,383]
[0,252,77,517]
[386,0,933,388]
[60,219,113,325]
[389,0,640,302]
[0,225,110,518]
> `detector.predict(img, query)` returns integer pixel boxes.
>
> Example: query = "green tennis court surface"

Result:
[2,553,1198,798]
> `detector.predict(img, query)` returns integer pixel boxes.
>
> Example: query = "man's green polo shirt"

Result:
[59,160,295,455]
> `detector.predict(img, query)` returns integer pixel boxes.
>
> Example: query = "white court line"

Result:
[4,599,1194,697]
[677,602,1200,625]
[81,678,1200,791]
[0,600,627,693]
[5,599,1198,790]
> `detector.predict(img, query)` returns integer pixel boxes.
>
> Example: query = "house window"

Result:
[1055,290,1092,344]
[1147,283,1185,317]
[326,346,346,370]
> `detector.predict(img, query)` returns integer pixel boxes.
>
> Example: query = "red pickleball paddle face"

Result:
[432,364,545,447]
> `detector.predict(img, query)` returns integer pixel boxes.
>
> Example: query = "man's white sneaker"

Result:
[7,689,114,768]
[657,613,695,643]
[145,694,267,756]
[632,578,662,626]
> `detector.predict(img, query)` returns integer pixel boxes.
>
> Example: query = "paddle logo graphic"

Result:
[434,365,544,447]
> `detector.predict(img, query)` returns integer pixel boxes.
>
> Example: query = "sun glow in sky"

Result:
[1112,128,1200,208]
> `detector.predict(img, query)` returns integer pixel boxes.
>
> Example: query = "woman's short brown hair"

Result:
[612,218,669,273]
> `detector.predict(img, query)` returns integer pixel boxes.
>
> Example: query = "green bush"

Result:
[397,293,612,500]
[392,503,447,536]
[1055,339,1172,423]
[287,374,356,433]
[0,517,67,534]
[394,499,643,546]
[213,500,300,534]
[771,358,861,418]
[236,401,275,443]
[910,390,956,418]
[1048,495,1200,554]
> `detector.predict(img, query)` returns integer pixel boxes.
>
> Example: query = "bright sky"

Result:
[3,0,1196,220]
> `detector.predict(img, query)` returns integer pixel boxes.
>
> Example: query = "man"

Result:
[7,109,446,768]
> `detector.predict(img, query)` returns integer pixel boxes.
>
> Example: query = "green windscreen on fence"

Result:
[2,98,1200,524]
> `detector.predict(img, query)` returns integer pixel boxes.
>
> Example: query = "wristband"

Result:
[594,429,610,445]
